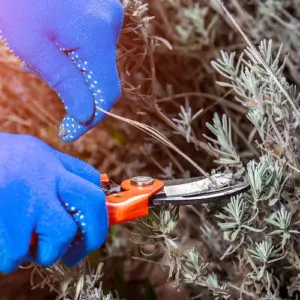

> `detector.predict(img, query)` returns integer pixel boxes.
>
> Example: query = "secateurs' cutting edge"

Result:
[100,171,250,225]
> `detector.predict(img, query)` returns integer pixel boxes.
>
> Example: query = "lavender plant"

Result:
[127,38,300,299]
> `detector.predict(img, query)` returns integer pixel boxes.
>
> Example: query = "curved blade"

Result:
[160,172,234,197]
[150,182,250,205]
[150,172,250,205]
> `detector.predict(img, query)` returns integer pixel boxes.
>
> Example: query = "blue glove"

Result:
[0,0,124,142]
[0,132,108,273]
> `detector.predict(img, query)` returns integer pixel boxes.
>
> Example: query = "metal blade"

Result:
[150,181,250,206]
[160,172,234,197]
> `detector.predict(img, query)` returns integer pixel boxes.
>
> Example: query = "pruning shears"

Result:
[100,172,250,224]
[30,172,249,247]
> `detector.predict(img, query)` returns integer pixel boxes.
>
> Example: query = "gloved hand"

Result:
[0,132,108,273]
[0,0,124,142]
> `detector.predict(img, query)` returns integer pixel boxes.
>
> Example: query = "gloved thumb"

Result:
[59,44,121,142]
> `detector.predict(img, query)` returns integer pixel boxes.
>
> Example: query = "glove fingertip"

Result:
[58,118,82,143]
[58,110,106,143]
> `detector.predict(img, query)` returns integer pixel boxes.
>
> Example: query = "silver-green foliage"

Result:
[209,38,300,298]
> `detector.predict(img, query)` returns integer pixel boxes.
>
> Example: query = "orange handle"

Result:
[30,174,164,247]
[106,177,164,224]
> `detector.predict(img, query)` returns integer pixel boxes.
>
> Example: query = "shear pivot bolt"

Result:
[131,176,154,186]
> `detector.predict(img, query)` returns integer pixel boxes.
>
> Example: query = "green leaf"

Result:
[241,225,264,232]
